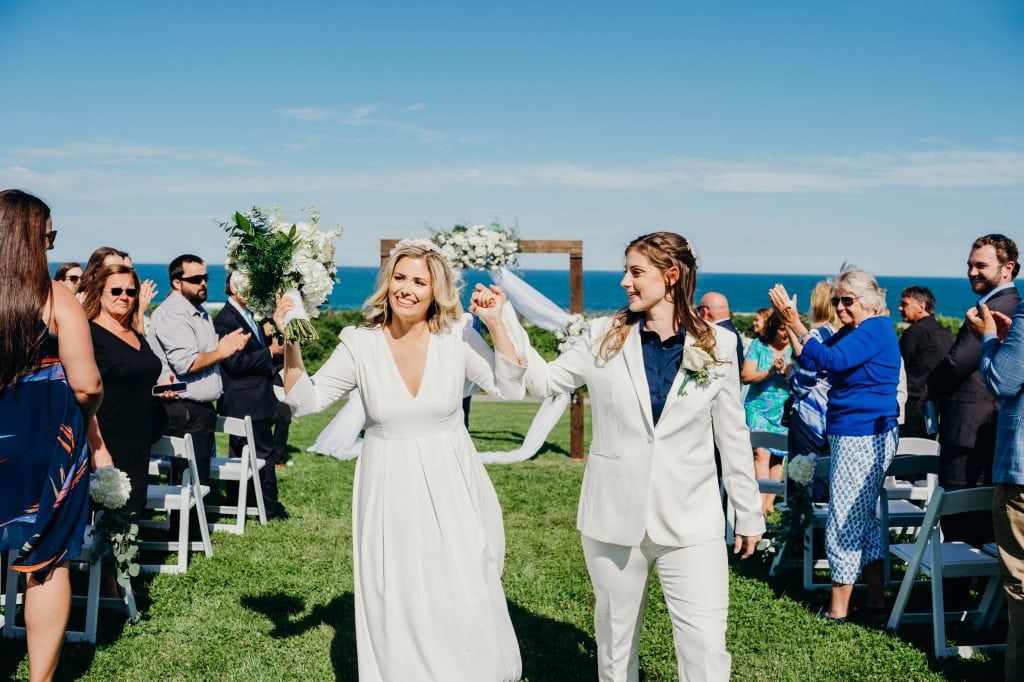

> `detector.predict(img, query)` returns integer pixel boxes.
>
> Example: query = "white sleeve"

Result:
[281,328,360,417]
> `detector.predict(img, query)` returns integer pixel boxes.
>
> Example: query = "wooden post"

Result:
[381,238,586,460]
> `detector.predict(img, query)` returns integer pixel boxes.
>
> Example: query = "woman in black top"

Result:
[82,264,173,517]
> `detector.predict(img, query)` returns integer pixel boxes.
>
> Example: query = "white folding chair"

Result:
[879,454,939,583]
[751,430,790,500]
[792,456,832,589]
[885,437,940,502]
[886,486,1005,659]
[140,434,213,574]
[2,525,136,643]
[206,416,268,534]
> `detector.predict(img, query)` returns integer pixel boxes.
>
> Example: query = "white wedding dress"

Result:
[282,314,524,681]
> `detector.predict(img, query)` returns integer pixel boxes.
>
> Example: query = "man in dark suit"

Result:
[698,291,745,372]
[898,286,954,438]
[927,234,1021,550]
[214,276,289,520]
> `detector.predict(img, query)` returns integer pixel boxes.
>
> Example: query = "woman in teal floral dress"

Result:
[741,309,792,513]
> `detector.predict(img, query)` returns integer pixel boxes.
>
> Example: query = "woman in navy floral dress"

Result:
[0,189,106,681]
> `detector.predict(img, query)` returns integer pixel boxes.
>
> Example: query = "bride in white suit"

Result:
[519,232,764,681]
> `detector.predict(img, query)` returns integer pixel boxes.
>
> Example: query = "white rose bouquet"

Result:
[757,454,817,566]
[90,466,139,588]
[223,205,343,343]
[431,223,519,271]
[553,314,589,353]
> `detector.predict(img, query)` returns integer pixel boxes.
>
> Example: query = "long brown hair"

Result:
[598,231,717,361]
[78,245,127,295]
[0,189,53,388]
[81,264,141,326]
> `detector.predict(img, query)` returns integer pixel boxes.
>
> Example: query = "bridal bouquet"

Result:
[554,314,589,352]
[90,466,139,588]
[223,205,343,343]
[431,223,519,271]
[757,454,817,563]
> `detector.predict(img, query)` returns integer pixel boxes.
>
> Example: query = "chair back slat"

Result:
[750,431,789,451]
[935,486,995,517]
[216,416,248,438]
[896,437,940,456]
[885,454,941,478]
[151,435,187,459]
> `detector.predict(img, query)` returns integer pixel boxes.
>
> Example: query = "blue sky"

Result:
[1,1,1022,275]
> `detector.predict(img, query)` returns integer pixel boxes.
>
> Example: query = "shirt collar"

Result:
[978,282,1016,305]
[638,319,685,346]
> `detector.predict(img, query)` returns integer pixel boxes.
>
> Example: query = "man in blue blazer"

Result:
[968,296,1024,681]
[214,276,289,520]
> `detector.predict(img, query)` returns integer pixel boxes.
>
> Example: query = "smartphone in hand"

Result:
[152,382,188,395]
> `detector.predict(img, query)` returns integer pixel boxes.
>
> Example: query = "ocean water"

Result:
[91,264,988,319]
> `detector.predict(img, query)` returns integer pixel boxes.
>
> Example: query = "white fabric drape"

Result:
[308,266,578,463]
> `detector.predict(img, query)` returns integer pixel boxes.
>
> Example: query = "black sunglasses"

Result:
[45,231,57,248]
[108,287,138,298]
[178,274,208,284]
[61,274,81,283]
[831,295,861,308]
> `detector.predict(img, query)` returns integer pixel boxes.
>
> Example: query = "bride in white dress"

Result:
[274,239,524,681]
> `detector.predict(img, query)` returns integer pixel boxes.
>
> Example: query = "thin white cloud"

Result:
[4,147,1023,199]
[7,140,262,167]
[278,102,447,143]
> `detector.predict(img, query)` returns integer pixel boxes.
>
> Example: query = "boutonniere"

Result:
[678,346,715,397]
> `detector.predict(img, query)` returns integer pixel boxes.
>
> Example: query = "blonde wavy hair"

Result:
[808,280,841,328]
[598,231,718,362]
[363,242,463,333]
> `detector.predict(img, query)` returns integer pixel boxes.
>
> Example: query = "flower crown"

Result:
[389,238,452,267]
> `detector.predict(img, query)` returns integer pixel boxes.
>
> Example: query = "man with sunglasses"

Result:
[926,234,1021,601]
[147,254,250,484]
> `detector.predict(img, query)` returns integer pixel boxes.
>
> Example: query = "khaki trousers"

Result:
[993,484,1024,682]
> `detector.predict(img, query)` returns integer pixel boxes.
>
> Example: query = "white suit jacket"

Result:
[523,317,765,548]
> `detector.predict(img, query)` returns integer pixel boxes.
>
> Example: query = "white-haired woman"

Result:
[770,266,900,623]
[274,240,525,680]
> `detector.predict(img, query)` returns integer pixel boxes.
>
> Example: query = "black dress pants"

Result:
[164,399,216,485]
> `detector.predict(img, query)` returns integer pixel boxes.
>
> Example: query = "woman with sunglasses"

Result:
[53,262,83,293]
[82,264,176,519]
[79,246,157,332]
[0,189,106,681]
[770,265,901,623]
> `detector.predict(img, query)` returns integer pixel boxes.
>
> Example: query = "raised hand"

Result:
[139,279,158,312]
[967,303,1002,340]
[273,296,295,341]
[469,284,507,328]
[768,285,799,327]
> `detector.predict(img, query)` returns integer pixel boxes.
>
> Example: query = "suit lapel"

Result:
[657,332,693,428]
[622,325,655,433]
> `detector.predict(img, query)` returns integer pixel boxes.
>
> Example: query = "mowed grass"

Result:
[0,400,1006,681]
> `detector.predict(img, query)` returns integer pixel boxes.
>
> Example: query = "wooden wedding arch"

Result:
[381,239,585,460]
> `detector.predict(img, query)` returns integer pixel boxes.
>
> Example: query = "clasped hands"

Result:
[469,283,508,326]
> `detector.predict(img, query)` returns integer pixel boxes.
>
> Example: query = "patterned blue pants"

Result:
[826,429,898,585]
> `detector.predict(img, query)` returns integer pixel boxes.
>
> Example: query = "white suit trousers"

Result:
[581,534,731,682]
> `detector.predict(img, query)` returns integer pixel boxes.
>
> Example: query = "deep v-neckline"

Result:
[382,330,432,399]
[95,321,142,352]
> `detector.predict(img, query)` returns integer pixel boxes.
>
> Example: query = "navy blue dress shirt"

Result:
[638,320,685,424]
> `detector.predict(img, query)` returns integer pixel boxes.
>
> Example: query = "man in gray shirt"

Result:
[148,254,249,483]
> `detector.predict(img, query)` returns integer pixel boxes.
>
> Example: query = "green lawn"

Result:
[0,400,1005,681]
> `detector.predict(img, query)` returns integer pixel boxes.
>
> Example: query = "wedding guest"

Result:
[82,263,174,518]
[741,310,792,514]
[147,255,249,484]
[785,282,840,499]
[897,286,953,438]
[53,262,83,293]
[79,246,157,331]
[214,273,288,520]
[0,189,107,681]
[521,232,764,681]
[771,265,900,623]
[275,239,525,680]
[698,291,744,371]
[968,300,1024,680]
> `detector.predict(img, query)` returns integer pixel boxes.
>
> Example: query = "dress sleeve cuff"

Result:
[277,371,318,417]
